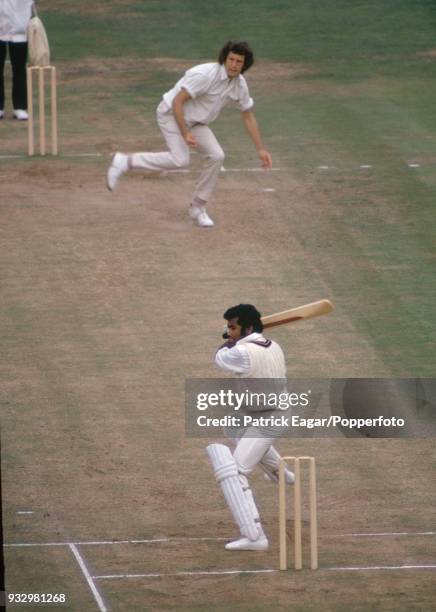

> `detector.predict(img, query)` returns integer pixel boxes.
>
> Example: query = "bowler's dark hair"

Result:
[223,304,263,333]
[218,40,254,73]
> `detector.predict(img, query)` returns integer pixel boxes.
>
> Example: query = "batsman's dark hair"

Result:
[218,40,254,73]
[223,304,263,333]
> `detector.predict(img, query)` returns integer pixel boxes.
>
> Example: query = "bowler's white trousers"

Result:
[130,101,225,203]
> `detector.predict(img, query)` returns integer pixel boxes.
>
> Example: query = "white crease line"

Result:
[332,531,436,538]
[3,532,435,549]
[328,564,436,571]
[69,544,108,612]
[0,153,102,159]
[4,542,67,547]
[93,565,436,580]
[81,538,171,546]
[168,167,284,173]
[4,536,227,548]
[164,537,228,542]
[67,153,103,157]
[220,167,284,173]
[0,156,428,169]
[0,155,27,159]
[169,166,280,173]
[247,167,283,172]
[94,569,277,579]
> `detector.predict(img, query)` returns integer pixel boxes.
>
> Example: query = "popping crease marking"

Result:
[333,531,436,538]
[92,565,436,580]
[93,569,277,580]
[4,532,435,548]
[0,155,426,169]
[3,537,228,547]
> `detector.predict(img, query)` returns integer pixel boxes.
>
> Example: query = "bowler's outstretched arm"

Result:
[241,110,272,168]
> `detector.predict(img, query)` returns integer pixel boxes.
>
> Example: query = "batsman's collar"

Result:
[237,332,263,345]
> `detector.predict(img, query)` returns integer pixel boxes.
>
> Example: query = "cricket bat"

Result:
[261,299,334,329]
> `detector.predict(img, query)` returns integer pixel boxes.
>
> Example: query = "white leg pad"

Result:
[239,474,265,539]
[207,443,259,541]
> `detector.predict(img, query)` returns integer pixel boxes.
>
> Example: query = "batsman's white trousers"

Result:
[130,102,225,203]
[233,432,278,477]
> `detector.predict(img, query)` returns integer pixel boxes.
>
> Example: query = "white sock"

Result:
[191,196,207,208]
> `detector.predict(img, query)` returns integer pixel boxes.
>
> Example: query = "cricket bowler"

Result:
[207,304,294,551]
[107,41,272,228]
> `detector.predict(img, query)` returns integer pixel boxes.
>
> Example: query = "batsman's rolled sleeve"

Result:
[215,343,251,375]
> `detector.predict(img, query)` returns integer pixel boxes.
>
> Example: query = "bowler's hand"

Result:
[259,149,272,169]
[185,132,198,148]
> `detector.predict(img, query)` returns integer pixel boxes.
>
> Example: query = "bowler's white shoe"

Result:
[225,536,269,551]
[189,205,214,227]
[13,109,28,120]
[107,153,129,191]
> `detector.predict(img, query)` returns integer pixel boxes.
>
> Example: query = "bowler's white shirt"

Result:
[215,332,263,375]
[161,62,254,126]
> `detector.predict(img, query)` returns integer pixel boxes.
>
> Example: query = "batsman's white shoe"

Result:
[225,536,269,551]
[107,153,129,192]
[189,205,215,228]
[0,110,4,120]
[13,109,28,120]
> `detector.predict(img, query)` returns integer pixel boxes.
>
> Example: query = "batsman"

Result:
[107,41,272,228]
[207,304,294,551]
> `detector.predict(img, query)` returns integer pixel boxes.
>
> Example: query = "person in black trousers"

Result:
[0,0,34,120]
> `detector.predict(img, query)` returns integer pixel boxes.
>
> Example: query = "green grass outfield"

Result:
[45,1,436,66]
[37,0,436,374]
[2,2,436,610]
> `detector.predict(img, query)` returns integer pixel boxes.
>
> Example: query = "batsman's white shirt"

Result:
[215,333,289,479]
[161,62,254,126]
[215,333,286,378]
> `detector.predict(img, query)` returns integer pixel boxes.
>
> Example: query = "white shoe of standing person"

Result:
[107,153,129,191]
[225,535,269,551]
[13,109,28,120]
[189,205,215,227]
[0,110,4,119]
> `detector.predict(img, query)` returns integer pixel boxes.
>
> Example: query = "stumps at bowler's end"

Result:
[279,456,318,570]
[26,65,58,156]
